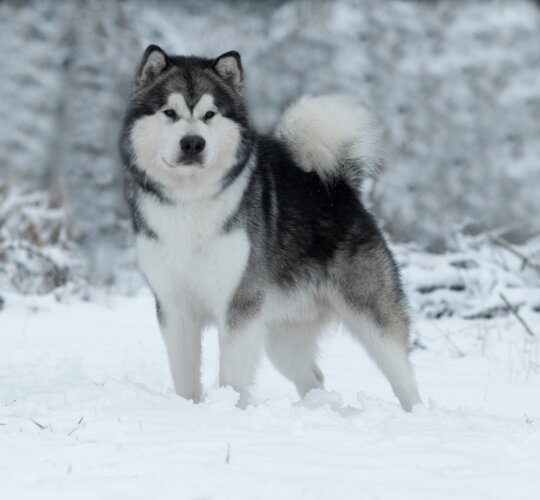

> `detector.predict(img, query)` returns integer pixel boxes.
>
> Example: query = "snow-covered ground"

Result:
[1,244,539,499]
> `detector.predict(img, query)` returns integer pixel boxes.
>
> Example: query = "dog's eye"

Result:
[204,111,216,121]
[163,109,177,119]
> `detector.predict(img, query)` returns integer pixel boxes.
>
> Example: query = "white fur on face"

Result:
[130,92,242,198]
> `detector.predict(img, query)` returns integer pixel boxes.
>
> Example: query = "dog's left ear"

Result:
[213,51,243,93]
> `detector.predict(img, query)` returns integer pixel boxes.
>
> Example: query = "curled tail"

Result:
[275,94,385,189]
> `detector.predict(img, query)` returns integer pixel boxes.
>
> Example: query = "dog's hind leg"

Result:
[265,319,325,397]
[340,309,421,412]
[334,249,421,412]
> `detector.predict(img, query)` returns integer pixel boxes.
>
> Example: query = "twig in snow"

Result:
[225,442,231,464]
[68,417,84,436]
[410,338,427,351]
[489,235,540,275]
[499,293,536,337]
[30,418,46,430]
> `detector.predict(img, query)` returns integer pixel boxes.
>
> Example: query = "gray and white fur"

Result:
[119,45,421,411]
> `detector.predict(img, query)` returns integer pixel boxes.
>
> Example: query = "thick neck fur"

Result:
[138,147,256,238]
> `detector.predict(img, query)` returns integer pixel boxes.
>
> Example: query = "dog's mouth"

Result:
[161,156,205,169]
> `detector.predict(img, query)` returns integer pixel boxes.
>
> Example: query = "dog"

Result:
[119,45,421,411]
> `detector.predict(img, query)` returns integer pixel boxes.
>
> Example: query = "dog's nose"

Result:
[180,135,206,156]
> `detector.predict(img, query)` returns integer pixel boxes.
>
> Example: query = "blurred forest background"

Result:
[1,0,539,294]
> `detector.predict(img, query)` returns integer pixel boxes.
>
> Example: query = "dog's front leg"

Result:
[157,298,203,403]
[219,320,264,409]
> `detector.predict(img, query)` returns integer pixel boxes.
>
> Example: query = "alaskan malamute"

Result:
[119,45,421,410]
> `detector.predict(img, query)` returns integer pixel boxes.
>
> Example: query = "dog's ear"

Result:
[213,51,243,93]
[134,45,169,90]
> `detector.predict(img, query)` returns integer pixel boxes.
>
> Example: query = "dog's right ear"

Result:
[134,45,169,90]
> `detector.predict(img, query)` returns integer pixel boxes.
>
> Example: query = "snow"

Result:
[1,245,539,499]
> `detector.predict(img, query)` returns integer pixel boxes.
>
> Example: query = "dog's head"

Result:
[121,45,251,198]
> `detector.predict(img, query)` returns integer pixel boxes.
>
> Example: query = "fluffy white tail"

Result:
[275,94,385,187]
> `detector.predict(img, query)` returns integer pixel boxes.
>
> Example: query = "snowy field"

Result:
[1,244,539,500]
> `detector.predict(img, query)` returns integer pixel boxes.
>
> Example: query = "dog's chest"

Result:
[136,195,250,315]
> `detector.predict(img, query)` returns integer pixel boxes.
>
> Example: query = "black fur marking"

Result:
[224,134,406,327]
[227,291,263,330]
[120,143,166,240]
[227,136,383,288]
[219,131,254,193]
[221,158,247,192]
[223,206,243,233]
[126,163,171,205]
[143,280,165,326]
[125,188,158,240]
[225,133,406,327]
[155,295,165,325]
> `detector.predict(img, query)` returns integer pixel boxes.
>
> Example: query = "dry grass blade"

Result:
[489,235,540,275]
[499,293,536,337]
[30,419,46,430]
[68,416,85,435]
